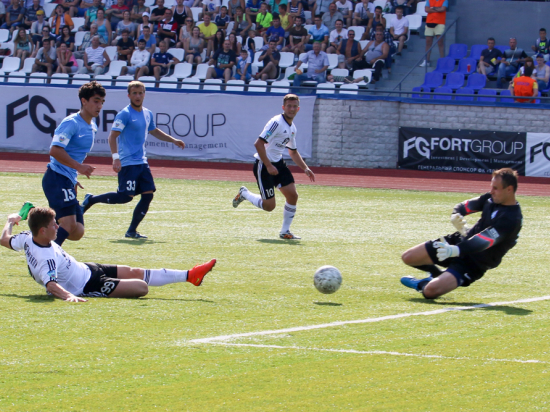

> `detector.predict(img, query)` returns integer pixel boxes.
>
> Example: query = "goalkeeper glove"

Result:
[433,237,460,262]
[450,213,468,236]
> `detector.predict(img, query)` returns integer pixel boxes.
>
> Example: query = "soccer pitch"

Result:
[1,172,549,411]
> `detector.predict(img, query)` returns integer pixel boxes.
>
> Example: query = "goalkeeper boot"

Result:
[18,201,35,220]
[400,275,432,292]
[232,186,248,208]
[187,259,216,286]
[279,231,301,240]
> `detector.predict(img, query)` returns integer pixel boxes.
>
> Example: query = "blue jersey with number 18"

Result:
[49,112,96,185]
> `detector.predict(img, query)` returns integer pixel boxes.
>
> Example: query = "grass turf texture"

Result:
[0,172,549,411]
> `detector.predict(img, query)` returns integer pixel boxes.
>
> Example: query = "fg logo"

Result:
[530,142,550,163]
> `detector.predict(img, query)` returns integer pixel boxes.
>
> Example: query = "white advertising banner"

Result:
[0,85,315,161]
[525,133,550,178]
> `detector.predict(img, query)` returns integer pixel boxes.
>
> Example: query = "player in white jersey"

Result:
[232,94,315,239]
[1,207,216,302]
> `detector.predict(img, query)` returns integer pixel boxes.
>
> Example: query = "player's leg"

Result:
[276,162,299,239]
[126,165,156,238]
[58,214,85,242]
[233,159,276,211]
[81,166,136,213]
[421,272,458,299]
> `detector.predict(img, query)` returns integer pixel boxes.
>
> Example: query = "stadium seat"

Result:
[1,56,21,73]
[466,73,486,91]
[114,75,133,87]
[248,79,267,92]
[104,46,118,62]
[373,0,386,9]
[270,80,290,93]
[138,75,156,86]
[226,79,245,91]
[29,72,47,83]
[330,68,349,80]
[327,54,338,70]
[43,2,56,17]
[104,60,127,77]
[252,37,264,52]
[499,89,514,103]
[284,65,297,80]
[384,14,395,30]
[167,48,184,62]
[71,17,85,32]
[72,73,91,85]
[191,7,202,22]
[181,77,201,89]
[406,14,422,32]
[0,29,9,43]
[455,87,475,101]
[347,26,365,40]
[50,73,69,84]
[353,69,372,86]
[495,45,507,54]
[411,86,431,99]
[278,52,294,69]
[339,83,359,95]
[432,57,456,75]
[468,44,485,61]
[455,58,476,76]
[444,72,464,90]
[19,57,35,73]
[1,41,14,55]
[420,71,443,90]
[359,40,368,49]
[251,52,263,75]
[95,74,113,85]
[193,63,211,80]
[316,82,335,94]
[477,88,497,102]
[414,1,427,16]
[159,77,178,88]
[433,86,452,100]
[170,62,192,79]
[7,72,26,83]
[203,78,222,90]
[304,10,311,21]
[447,43,467,61]
[75,31,86,48]
[144,0,155,6]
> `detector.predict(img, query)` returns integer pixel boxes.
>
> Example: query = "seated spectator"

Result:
[532,28,549,61]
[13,26,33,69]
[391,0,414,16]
[354,27,388,82]
[202,0,220,19]
[363,6,385,40]
[322,3,343,33]
[157,8,177,47]
[269,0,286,15]
[184,26,203,64]
[116,28,134,60]
[150,0,166,23]
[115,10,136,40]
[146,39,179,81]
[228,32,241,54]
[171,0,191,28]
[307,15,329,52]
[56,41,78,73]
[206,38,236,82]
[81,0,99,29]
[287,0,304,25]
[1,0,25,35]
[534,54,549,91]
[255,2,272,35]
[312,0,332,18]
[74,22,106,58]
[262,15,284,51]
[93,8,112,44]
[178,15,194,43]
[215,6,230,31]
[292,41,330,90]
[389,5,408,55]
[60,0,81,18]
[245,0,261,24]
[283,15,307,56]
[233,48,251,81]
[137,11,152,36]
[353,0,373,27]
[509,65,537,103]
[120,38,150,79]
[29,9,46,45]
[212,28,225,53]
[497,37,527,88]
[336,29,361,69]
[131,0,149,24]
[478,37,502,78]
[32,37,56,77]
[334,0,353,28]
[199,13,218,57]
[137,24,156,54]
[77,34,110,75]
[23,0,43,28]
[56,25,74,51]
[233,6,251,39]
[227,0,244,20]
[51,3,73,34]
[327,19,347,54]
[255,38,279,80]
[245,28,256,59]
[76,0,94,18]
[107,0,129,29]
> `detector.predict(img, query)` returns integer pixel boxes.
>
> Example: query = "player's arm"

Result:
[0,213,21,250]
[149,128,185,149]
[108,129,122,173]
[254,137,278,175]
[288,148,315,182]
[50,146,95,178]
[453,193,490,217]
[46,281,87,302]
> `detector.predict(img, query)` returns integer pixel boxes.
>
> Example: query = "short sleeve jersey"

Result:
[10,231,92,296]
[152,51,174,64]
[255,113,297,162]
[49,112,96,185]
[111,105,156,167]
[308,24,329,41]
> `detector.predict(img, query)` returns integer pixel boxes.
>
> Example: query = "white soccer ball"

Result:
[314,266,342,294]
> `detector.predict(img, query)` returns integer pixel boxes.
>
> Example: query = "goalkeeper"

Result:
[400,168,523,299]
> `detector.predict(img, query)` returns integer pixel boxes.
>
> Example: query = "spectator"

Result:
[116,10,136,39]
[93,8,112,44]
[32,37,56,77]
[146,39,179,81]
[516,56,536,77]
[419,0,446,67]
[534,54,549,90]
[13,26,32,68]
[137,23,156,54]
[269,0,287,15]
[532,28,549,61]
[55,41,78,73]
[311,0,332,17]
[233,48,251,81]
[131,0,149,24]
[184,25,203,64]
[214,5,229,31]
[51,3,73,34]
[262,14,284,50]
[353,0,373,27]
[228,32,241,54]
[33,26,54,57]
[233,6,251,38]
[327,19,347,54]
[179,15,194,42]
[77,34,110,75]
[137,11,152,36]
[76,0,94,18]
[1,0,25,35]
[497,37,527,88]
[150,0,166,23]
[307,15,328,51]
[56,24,74,51]
[0,2,5,25]
[199,13,217,56]
[278,4,292,33]
[321,2,343,32]
[245,0,261,24]
[206,38,236,82]
[227,0,244,20]
[354,27,388,82]
[60,0,80,18]
[157,8,177,47]
[293,41,329,90]
[120,38,150,79]
[116,28,134,61]
[23,0,43,28]
[107,0,129,29]
[82,0,100,29]
[245,28,256,59]
[509,65,537,103]
[29,9,46,41]
[391,0,414,16]
[336,28,360,69]
[288,0,304,24]
[202,0,220,19]
[171,0,190,27]
[212,28,224,53]
[478,37,502,78]
[363,6,385,40]
[255,38,279,80]
[74,22,105,58]
[389,5,408,55]
[255,2,272,35]
[334,0,353,27]
[283,14,307,56]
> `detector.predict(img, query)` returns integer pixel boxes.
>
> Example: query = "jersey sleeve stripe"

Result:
[268,122,279,134]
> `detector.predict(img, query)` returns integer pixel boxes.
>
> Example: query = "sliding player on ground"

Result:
[232,94,316,240]
[1,207,216,302]
[400,168,522,299]
[81,81,185,239]
[42,81,105,246]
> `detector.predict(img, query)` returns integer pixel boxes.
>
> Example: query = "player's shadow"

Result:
[0,293,55,303]
[256,239,303,245]
[109,239,167,245]
[313,302,343,306]
[408,298,532,316]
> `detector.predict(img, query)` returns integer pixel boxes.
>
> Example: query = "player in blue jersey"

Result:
[81,81,185,239]
[42,81,106,246]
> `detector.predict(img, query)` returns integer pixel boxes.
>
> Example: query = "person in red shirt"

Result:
[510,65,538,103]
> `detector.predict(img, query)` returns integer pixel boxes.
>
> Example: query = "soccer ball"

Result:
[314,266,342,294]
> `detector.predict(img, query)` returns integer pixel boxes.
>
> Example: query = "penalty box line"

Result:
[188,295,550,344]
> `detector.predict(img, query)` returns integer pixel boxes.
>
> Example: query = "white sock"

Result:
[243,189,263,209]
[281,202,297,233]
[144,269,188,286]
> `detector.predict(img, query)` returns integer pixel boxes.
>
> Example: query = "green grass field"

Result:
[1,172,549,411]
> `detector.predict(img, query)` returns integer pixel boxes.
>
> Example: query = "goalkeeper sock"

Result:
[143,269,188,286]
[413,265,443,278]
[88,192,133,206]
[55,227,70,246]
[243,190,263,209]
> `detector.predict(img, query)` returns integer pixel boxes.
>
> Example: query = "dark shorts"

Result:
[42,167,84,222]
[82,262,120,297]
[149,65,168,76]
[425,232,486,287]
[253,158,295,200]
[118,164,156,196]
[214,67,226,78]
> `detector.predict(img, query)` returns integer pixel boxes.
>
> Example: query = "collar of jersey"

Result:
[32,238,52,248]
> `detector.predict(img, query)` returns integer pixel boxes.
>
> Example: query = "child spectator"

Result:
[233,48,252,81]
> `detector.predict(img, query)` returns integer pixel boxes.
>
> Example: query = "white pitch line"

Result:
[209,342,547,364]
[188,295,550,344]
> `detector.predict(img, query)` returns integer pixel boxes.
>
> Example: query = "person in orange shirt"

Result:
[419,0,447,67]
[510,65,538,103]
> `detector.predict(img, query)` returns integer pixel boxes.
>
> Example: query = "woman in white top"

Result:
[535,54,550,90]
[138,12,154,36]
[184,26,204,64]
[179,16,195,42]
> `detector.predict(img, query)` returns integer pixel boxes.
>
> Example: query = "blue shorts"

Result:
[117,164,156,196]
[214,67,226,78]
[77,7,87,16]
[42,167,84,222]
[234,72,252,81]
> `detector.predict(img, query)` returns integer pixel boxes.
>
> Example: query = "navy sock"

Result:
[89,192,133,206]
[55,226,70,246]
[413,265,443,278]
[128,193,153,233]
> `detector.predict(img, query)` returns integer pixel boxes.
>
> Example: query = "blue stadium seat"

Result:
[477,88,497,102]
[420,71,443,90]
[466,73,486,91]
[469,44,486,60]
[447,43,467,60]
[495,45,507,54]
[432,57,456,75]
[455,87,475,101]
[444,72,465,90]
[499,89,514,103]
[412,86,431,99]
[455,58,477,76]
[433,86,453,100]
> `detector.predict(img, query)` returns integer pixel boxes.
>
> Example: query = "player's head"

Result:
[127,81,146,107]
[78,81,106,117]
[491,168,518,204]
[282,94,300,119]
[28,207,57,239]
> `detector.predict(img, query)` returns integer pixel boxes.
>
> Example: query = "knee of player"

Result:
[422,283,438,300]
[401,250,413,265]
[136,281,149,297]
[263,203,276,212]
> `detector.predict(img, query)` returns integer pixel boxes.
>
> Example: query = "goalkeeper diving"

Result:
[400,168,523,299]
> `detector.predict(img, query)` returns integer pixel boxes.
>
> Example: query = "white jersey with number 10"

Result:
[254,114,297,163]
